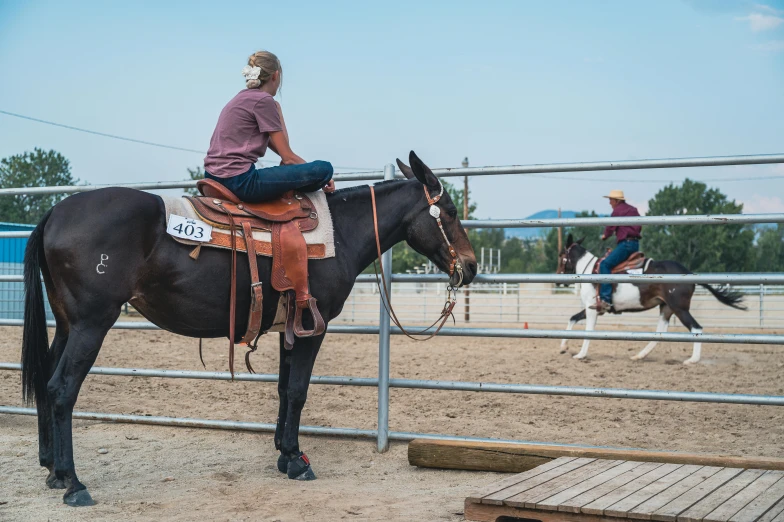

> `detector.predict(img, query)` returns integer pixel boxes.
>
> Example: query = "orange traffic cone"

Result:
[524,322,529,329]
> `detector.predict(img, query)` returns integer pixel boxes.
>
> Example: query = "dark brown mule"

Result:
[21,151,477,506]
[556,234,745,364]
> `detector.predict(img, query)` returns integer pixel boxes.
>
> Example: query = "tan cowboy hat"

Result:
[603,189,626,201]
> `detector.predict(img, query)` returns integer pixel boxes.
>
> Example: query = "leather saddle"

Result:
[186,179,326,372]
[592,250,647,275]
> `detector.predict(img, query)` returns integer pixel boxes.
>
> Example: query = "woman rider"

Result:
[204,50,335,201]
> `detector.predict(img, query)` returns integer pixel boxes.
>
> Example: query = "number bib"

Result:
[167,215,212,242]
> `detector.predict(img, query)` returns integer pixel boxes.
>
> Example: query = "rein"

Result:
[369,183,462,341]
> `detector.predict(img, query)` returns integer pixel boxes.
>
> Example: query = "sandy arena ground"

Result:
[1,325,783,521]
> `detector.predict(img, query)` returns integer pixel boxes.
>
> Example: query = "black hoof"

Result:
[63,488,95,507]
[46,471,66,489]
[287,453,316,481]
[277,453,289,473]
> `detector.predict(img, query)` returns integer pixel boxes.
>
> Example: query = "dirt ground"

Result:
[1,325,783,521]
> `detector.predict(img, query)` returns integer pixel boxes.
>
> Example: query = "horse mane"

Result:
[332,178,406,196]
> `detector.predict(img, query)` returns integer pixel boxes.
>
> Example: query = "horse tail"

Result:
[700,284,747,311]
[22,208,53,406]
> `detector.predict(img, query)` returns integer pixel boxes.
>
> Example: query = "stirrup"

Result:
[293,297,326,338]
[590,299,611,314]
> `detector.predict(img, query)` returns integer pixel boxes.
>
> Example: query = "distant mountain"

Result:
[504,210,580,240]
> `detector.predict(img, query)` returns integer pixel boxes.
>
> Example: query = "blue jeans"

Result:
[599,239,639,304]
[206,161,333,203]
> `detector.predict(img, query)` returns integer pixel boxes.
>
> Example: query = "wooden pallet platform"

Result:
[466,457,784,522]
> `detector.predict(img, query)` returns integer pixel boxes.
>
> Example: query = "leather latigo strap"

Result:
[216,204,239,378]
[370,186,456,342]
[240,222,263,345]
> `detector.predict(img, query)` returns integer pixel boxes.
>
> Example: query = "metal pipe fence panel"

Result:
[2,363,781,405]
[1,155,784,450]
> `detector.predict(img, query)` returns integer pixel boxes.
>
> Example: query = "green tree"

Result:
[184,166,204,196]
[644,179,754,272]
[0,149,78,224]
[755,224,784,272]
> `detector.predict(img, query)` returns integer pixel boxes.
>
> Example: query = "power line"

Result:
[5,109,780,178]
[0,109,375,170]
[0,109,210,155]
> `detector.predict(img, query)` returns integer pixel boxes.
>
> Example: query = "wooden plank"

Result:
[521,460,627,509]
[539,460,646,511]
[630,467,724,520]
[559,462,664,513]
[678,470,767,522]
[466,456,577,504]
[705,472,784,522]
[483,457,597,505]
[505,459,624,509]
[730,476,784,522]
[771,503,784,522]
[464,499,619,522]
[583,463,685,516]
[652,467,744,522]
[607,465,704,518]
[409,439,784,473]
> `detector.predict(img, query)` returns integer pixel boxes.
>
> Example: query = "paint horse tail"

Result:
[700,284,746,310]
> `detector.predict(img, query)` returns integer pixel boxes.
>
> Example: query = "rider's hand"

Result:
[323,179,336,194]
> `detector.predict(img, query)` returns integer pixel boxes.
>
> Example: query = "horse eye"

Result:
[447,208,458,218]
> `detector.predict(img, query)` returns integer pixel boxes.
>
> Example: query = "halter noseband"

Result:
[423,181,463,287]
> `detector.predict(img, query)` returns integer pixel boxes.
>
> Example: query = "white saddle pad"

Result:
[160,191,335,259]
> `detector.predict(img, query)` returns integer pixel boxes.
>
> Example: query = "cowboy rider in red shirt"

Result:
[591,190,641,314]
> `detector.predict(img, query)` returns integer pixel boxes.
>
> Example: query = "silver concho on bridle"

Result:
[424,179,463,292]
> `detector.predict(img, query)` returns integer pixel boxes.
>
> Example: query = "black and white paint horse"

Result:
[556,234,745,364]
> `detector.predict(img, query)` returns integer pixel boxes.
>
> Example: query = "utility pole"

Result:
[557,207,563,253]
[462,157,469,221]
[462,157,470,323]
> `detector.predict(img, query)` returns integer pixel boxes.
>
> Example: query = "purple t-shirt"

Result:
[204,90,283,178]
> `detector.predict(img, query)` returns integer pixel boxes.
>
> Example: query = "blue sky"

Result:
[1,0,782,219]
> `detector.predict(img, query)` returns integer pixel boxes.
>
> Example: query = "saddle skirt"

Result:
[593,251,650,275]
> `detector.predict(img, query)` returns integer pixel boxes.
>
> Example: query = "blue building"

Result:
[0,222,52,320]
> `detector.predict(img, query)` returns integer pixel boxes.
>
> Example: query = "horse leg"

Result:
[48,317,116,506]
[670,307,703,364]
[631,305,672,361]
[560,309,585,354]
[275,333,291,473]
[573,308,597,360]
[280,335,323,481]
[40,328,68,489]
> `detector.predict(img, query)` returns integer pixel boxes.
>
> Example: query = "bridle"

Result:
[422,180,463,286]
[560,243,596,275]
[369,180,463,340]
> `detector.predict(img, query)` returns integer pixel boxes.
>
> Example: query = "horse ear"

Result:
[566,233,574,247]
[577,236,585,245]
[409,150,440,189]
[396,159,415,179]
